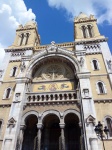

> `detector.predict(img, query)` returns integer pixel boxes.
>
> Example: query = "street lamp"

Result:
[94,121,109,150]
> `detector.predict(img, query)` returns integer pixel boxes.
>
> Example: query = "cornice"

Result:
[16,27,36,31]
[90,73,108,77]
[75,38,108,45]
[2,81,16,83]
[35,42,75,51]
[94,98,112,103]
[5,47,34,52]
[74,19,97,24]
[24,99,80,109]
[9,60,21,62]
[0,104,11,108]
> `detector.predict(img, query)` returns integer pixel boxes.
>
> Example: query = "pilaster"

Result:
[2,77,28,150]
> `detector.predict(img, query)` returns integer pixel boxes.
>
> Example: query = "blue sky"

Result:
[24,0,112,47]
[0,0,112,62]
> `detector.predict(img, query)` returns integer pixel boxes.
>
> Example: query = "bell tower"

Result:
[10,20,40,48]
[74,12,104,41]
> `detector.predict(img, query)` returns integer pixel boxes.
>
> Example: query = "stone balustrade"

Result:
[25,90,79,104]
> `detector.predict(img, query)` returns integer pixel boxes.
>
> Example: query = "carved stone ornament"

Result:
[20,61,26,72]
[83,88,89,98]
[7,117,16,133]
[86,115,96,126]
[34,62,73,81]
[78,57,84,67]
[106,59,112,70]
[46,41,58,53]
[15,93,20,101]
[7,117,16,127]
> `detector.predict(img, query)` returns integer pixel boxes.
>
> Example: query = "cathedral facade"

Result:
[0,13,112,150]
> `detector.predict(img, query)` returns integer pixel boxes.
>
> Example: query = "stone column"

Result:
[19,125,26,150]
[90,137,99,150]
[59,123,65,150]
[37,124,43,150]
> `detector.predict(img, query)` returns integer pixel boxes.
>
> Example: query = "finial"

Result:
[51,41,55,45]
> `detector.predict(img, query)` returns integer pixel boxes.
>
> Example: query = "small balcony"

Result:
[25,90,80,105]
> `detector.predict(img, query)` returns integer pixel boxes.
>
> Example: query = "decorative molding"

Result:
[5,47,34,52]
[0,104,11,108]
[82,88,90,98]
[11,51,25,57]
[7,117,16,133]
[35,42,75,50]
[94,99,112,103]
[24,99,79,109]
[9,60,21,62]
[75,38,108,45]
[86,115,96,126]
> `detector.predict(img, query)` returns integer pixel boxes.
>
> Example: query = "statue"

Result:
[79,57,85,67]
[107,59,112,70]
[20,61,26,72]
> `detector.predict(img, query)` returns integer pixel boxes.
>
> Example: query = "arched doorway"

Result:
[41,114,60,150]
[65,113,81,150]
[22,114,38,150]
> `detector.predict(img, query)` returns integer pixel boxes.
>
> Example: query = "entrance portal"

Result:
[41,114,60,150]
[65,113,81,150]
[22,114,38,150]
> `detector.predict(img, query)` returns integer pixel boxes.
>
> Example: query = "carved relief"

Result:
[83,89,89,98]
[7,117,16,133]
[42,64,64,80]
[15,93,20,101]
[20,61,26,72]
[86,115,96,126]
[78,57,84,67]
[106,59,112,70]
[34,63,74,81]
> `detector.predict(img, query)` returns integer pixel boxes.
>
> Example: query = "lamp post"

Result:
[94,121,109,150]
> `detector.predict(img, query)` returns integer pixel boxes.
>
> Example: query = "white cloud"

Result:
[0,0,36,63]
[47,0,112,23]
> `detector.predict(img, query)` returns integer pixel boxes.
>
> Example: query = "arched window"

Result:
[25,33,30,45]
[5,88,11,99]
[92,60,99,70]
[87,25,93,37]
[0,120,2,135]
[12,67,17,77]
[82,26,87,38]
[105,118,112,137]
[10,67,17,77]
[0,121,2,130]
[20,33,24,46]
[97,82,105,94]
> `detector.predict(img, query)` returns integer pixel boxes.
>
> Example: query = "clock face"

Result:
[42,64,65,80]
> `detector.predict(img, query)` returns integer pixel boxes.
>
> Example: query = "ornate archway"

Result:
[22,114,38,150]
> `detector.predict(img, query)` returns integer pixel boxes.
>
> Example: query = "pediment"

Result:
[8,117,16,125]
[86,115,96,126]
[46,41,74,56]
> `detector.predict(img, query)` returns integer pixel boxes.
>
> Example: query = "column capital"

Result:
[59,123,65,129]
[37,123,43,129]
[20,124,26,130]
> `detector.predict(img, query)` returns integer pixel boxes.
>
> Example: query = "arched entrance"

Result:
[65,113,81,150]
[22,114,38,150]
[41,114,60,150]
